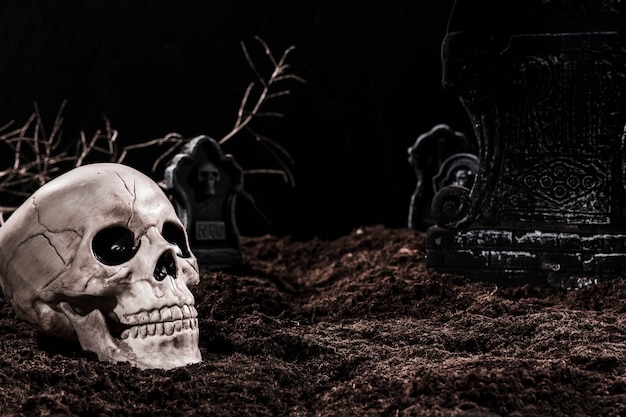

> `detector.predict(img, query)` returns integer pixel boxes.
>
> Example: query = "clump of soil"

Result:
[2,225,626,416]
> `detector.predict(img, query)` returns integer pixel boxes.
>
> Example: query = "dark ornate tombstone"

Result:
[408,124,478,231]
[164,135,243,269]
[425,1,626,287]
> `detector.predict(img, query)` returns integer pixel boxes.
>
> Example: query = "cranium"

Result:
[0,163,201,369]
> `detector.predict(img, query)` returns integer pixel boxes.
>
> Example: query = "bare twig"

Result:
[243,169,292,184]
[245,128,296,186]
[116,133,185,172]
[0,37,303,226]
[238,189,273,225]
[220,36,305,146]
[0,101,118,205]
[123,36,303,190]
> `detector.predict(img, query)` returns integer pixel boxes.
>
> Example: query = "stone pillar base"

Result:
[426,226,626,288]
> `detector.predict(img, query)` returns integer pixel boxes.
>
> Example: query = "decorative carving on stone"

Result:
[432,153,479,193]
[407,124,477,231]
[425,0,626,286]
[164,136,243,269]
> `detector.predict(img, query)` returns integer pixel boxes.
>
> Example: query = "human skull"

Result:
[0,163,201,369]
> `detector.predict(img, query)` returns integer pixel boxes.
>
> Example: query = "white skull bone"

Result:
[0,163,202,369]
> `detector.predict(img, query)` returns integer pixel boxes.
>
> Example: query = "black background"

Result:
[0,1,472,239]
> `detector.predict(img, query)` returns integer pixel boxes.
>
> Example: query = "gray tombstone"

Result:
[425,1,626,287]
[407,124,478,231]
[164,135,243,269]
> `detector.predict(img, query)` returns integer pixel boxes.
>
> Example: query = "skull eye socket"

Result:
[92,226,139,266]
[162,222,191,258]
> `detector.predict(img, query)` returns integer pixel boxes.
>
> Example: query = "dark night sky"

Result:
[0,1,470,239]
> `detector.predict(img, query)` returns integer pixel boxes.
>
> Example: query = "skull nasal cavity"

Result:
[154,251,177,281]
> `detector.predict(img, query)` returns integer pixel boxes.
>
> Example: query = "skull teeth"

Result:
[119,305,198,339]
[120,318,198,340]
[124,305,198,325]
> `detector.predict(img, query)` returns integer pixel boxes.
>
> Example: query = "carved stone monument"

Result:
[425,1,626,287]
[165,136,243,269]
[408,124,478,231]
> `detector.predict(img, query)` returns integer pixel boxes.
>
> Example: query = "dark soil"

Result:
[2,225,626,416]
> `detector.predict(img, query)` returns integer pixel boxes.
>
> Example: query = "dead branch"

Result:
[122,36,304,188]
[0,37,303,224]
[0,101,118,208]
[116,133,185,173]
[220,36,305,146]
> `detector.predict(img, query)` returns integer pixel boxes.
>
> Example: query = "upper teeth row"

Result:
[123,305,198,325]
[120,318,198,339]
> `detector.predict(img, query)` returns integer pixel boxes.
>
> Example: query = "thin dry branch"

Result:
[0,37,303,226]
[0,101,118,202]
[243,169,292,184]
[244,128,296,186]
[126,36,303,188]
[219,36,305,146]
[116,132,185,172]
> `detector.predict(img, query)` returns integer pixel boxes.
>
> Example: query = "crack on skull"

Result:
[183,258,199,275]
[11,234,71,291]
[28,198,83,268]
[134,223,160,247]
[31,198,59,232]
[41,232,72,267]
[130,178,137,228]
[114,172,137,228]
[32,197,83,237]
[40,266,128,299]
[114,171,134,197]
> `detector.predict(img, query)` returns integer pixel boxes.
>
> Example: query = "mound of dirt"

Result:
[2,225,626,416]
